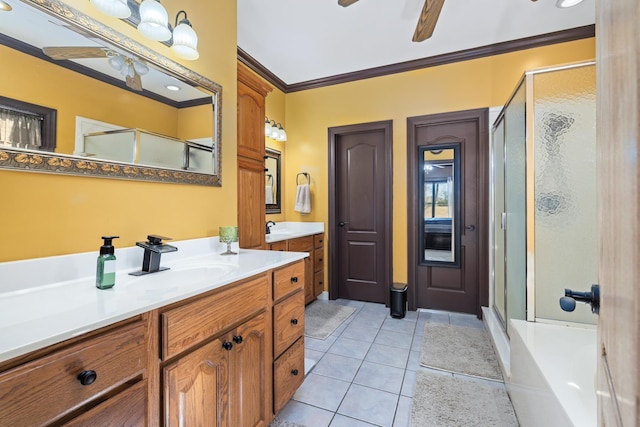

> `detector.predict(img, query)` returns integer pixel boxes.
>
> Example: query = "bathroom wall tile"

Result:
[353,361,405,394]
[292,372,350,412]
[338,384,399,427]
[312,353,363,382]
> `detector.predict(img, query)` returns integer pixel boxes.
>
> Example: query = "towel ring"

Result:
[296,172,310,185]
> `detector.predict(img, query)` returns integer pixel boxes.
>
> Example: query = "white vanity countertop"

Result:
[0,237,307,364]
[265,221,324,243]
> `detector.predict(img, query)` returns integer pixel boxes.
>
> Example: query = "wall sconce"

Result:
[264,117,287,142]
[89,0,200,61]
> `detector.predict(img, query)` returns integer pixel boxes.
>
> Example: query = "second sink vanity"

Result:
[0,237,307,426]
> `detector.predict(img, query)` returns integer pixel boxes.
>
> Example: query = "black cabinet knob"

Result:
[291,369,299,376]
[233,335,243,344]
[77,370,97,386]
[222,341,233,351]
[290,318,298,325]
[291,277,298,283]
[318,258,323,263]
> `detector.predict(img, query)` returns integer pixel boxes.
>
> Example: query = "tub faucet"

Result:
[266,221,276,234]
[129,235,178,276]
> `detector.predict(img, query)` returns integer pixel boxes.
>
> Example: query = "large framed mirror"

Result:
[0,0,222,185]
[419,144,461,267]
[265,148,281,214]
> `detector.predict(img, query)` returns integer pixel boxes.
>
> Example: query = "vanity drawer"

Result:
[0,321,146,427]
[273,337,305,413]
[161,274,268,360]
[269,240,288,251]
[287,235,313,252]
[313,248,324,273]
[273,260,305,301]
[314,270,325,296]
[274,290,305,356]
[314,233,324,249]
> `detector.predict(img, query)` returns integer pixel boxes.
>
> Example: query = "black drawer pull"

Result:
[291,369,299,376]
[318,258,323,263]
[233,335,243,344]
[291,318,298,325]
[222,341,233,351]
[291,277,298,283]
[77,370,97,386]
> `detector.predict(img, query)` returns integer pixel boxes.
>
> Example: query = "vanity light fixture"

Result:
[264,118,288,142]
[171,10,199,60]
[0,0,12,12]
[137,0,171,41]
[90,0,130,18]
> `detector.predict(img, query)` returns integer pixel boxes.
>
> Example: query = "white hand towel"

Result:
[294,184,311,214]
[265,185,274,204]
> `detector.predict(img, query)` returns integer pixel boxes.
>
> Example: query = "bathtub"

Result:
[507,319,597,427]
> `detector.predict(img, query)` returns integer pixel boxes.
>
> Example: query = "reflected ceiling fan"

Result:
[338,0,445,42]
[42,46,149,91]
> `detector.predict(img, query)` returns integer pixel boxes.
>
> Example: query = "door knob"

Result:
[338,221,348,227]
[559,284,600,315]
[466,225,476,231]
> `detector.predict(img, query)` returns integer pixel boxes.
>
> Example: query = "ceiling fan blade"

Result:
[338,0,359,6]
[42,46,108,60]
[126,71,143,92]
[412,0,445,42]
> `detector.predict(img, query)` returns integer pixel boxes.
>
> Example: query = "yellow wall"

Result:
[0,0,237,262]
[280,38,595,285]
[265,87,287,222]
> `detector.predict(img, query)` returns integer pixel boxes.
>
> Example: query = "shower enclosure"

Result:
[491,61,597,335]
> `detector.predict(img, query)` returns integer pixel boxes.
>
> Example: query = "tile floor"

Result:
[273,299,490,427]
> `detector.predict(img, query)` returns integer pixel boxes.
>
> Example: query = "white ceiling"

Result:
[237,0,595,85]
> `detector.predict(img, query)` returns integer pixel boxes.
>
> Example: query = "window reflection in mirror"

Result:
[265,148,281,214]
[420,146,460,266]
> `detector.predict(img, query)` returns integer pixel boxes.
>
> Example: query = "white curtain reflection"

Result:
[0,109,43,149]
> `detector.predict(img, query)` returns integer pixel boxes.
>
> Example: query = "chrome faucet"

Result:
[129,235,178,276]
[266,221,276,234]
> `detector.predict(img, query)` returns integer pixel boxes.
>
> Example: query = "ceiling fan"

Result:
[42,46,148,91]
[338,0,445,42]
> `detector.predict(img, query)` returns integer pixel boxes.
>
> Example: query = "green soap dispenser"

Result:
[96,236,119,289]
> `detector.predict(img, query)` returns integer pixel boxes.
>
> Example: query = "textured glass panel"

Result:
[492,118,506,328]
[504,82,527,335]
[533,65,597,324]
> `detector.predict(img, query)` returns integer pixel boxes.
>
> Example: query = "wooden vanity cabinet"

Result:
[0,318,149,427]
[269,233,325,304]
[272,262,305,413]
[160,273,271,427]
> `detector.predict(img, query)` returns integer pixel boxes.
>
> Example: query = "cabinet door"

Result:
[164,336,230,427]
[230,312,270,427]
[238,156,266,250]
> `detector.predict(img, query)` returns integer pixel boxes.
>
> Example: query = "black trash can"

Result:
[390,283,408,318]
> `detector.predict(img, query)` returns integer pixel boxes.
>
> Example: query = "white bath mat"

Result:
[420,322,503,381]
[410,370,518,426]
[304,301,355,340]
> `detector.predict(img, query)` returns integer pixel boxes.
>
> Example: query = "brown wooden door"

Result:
[407,109,488,316]
[164,335,230,426]
[230,312,269,427]
[329,121,392,303]
[596,0,640,424]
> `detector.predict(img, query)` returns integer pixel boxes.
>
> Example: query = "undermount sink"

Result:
[124,264,236,293]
